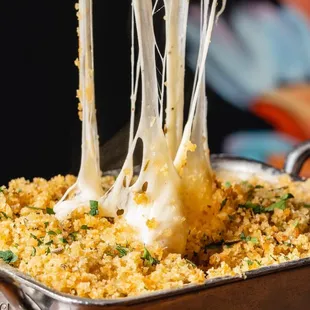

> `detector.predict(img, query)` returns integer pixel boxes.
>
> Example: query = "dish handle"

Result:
[284,141,310,177]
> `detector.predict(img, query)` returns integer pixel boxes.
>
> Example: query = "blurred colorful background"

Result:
[187,0,310,177]
[1,0,309,184]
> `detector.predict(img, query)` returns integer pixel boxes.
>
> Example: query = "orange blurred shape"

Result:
[251,84,310,141]
[268,154,310,178]
[281,0,310,20]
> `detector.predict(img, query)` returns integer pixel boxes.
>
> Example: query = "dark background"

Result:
[0,0,275,185]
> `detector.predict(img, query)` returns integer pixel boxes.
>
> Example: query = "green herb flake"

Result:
[270,255,277,261]
[105,251,114,257]
[47,231,57,236]
[255,259,262,266]
[240,232,246,241]
[303,203,310,209]
[255,185,264,189]
[228,214,235,221]
[185,259,196,268]
[44,222,49,228]
[80,225,89,230]
[31,247,36,257]
[224,181,231,188]
[0,212,9,219]
[55,229,62,235]
[46,208,55,215]
[239,202,264,214]
[69,232,78,241]
[0,250,18,264]
[292,220,299,228]
[141,247,159,266]
[250,237,258,244]
[246,259,254,266]
[45,240,53,246]
[204,243,222,250]
[25,206,43,210]
[46,247,51,255]
[220,198,227,211]
[116,244,129,258]
[30,233,43,246]
[240,233,258,244]
[265,193,294,212]
[89,200,99,216]
[59,238,68,244]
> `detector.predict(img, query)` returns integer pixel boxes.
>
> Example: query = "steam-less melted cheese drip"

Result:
[55,0,225,254]
[54,0,103,220]
[164,0,189,158]
[100,0,187,253]
[99,0,222,253]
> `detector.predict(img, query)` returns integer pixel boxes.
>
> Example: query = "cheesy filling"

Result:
[55,0,225,254]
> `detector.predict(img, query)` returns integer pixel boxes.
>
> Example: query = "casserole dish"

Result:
[0,141,310,310]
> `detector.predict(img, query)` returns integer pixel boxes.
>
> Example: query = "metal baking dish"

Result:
[1,141,310,310]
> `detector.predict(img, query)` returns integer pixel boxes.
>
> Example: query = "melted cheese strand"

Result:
[129,7,141,149]
[174,0,218,173]
[176,0,221,233]
[100,0,187,254]
[164,0,189,158]
[54,0,103,220]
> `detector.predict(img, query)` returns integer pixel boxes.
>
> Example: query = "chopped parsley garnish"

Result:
[0,187,4,193]
[265,193,294,212]
[46,247,51,255]
[59,238,68,244]
[246,259,254,266]
[46,208,55,215]
[185,259,196,267]
[240,232,258,244]
[0,250,18,264]
[239,202,264,214]
[45,240,53,246]
[25,206,44,210]
[47,231,57,236]
[292,220,299,228]
[80,225,89,230]
[30,233,43,246]
[255,259,262,266]
[44,222,49,228]
[31,247,36,257]
[105,251,114,257]
[224,181,231,188]
[220,198,227,211]
[89,200,99,216]
[204,243,222,250]
[303,203,310,208]
[228,214,235,221]
[141,247,159,266]
[204,239,240,252]
[255,185,264,189]
[0,212,9,219]
[69,232,78,241]
[55,229,62,234]
[116,244,129,258]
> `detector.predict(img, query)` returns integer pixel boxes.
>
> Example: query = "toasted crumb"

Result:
[0,174,309,298]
